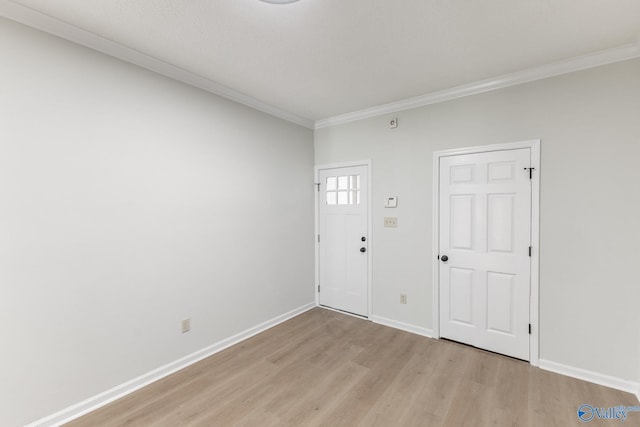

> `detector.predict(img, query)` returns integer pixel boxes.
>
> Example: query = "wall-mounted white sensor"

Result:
[385,196,398,208]
[389,118,398,129]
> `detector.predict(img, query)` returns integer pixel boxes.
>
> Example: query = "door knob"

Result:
[360,247,366,253]
[441,255,448,262]
[361,236,366,242]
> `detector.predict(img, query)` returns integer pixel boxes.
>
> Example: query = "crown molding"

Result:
[3,0,638,132]
[0,0,315,129]
[315,42,640,129]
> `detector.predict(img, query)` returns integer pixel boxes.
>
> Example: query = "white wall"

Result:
[316,59,640,386]
[0,18,314,427]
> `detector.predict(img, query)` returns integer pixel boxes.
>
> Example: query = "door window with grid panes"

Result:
[326,174,360,206]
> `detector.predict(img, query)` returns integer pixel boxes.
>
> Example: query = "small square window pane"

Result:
[357,175,360,189]
[338,176,348,190]
[350,175,359,189]
[349,191,357,204]
[326,191,337,205]
[337,191,348,205]
[326,177,337,190]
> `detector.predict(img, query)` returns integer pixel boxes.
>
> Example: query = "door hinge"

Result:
[524,167,535,179]
[528,324,532,334]
[315,183,320,192]
[317,235,320,243]
[528,246,532,257]
[318,285,320,293]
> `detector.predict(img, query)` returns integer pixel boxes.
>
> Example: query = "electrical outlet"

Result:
[400,294,407,304]
[384,217,398,228]
[181,318,190,333]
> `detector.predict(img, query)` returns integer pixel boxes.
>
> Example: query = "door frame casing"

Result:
[314,160,372,318]
[432,140,540,366]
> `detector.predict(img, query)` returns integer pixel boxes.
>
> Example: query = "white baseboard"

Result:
[26,302,316,427]
[539,359,639,396]
[370,315,433,338]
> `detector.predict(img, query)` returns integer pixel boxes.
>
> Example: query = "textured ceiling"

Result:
[8,0,640,121]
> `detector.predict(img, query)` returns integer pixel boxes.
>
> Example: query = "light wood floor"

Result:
[67,308,638,426]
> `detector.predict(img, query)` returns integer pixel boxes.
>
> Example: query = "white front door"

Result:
[318,165,368,317]
[439,148,531,360]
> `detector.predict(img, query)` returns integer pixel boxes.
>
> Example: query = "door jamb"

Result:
[432,140,540,366]
[314,160,372,318]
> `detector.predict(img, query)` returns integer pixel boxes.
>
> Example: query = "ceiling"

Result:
[4,0,640,126]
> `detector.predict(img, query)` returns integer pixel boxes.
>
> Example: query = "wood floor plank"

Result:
[67,308,639,427]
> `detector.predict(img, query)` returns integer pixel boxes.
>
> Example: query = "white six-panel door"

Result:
[439,149,531,360]
[318,166,368,317]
